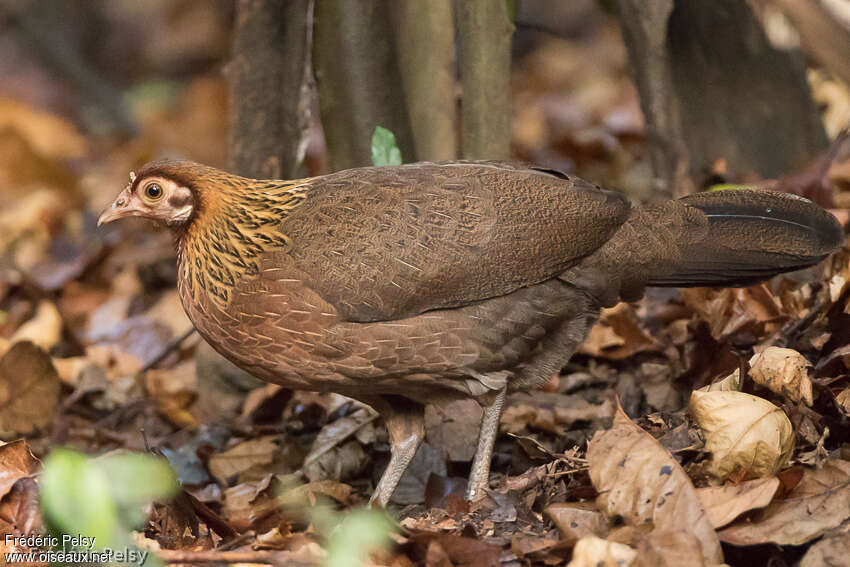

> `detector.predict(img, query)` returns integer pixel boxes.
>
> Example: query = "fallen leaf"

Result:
[0,477,41,546]
[799,527,850,567]
[634,531,707,567]
[719,459,850,546]
[10,301,62,351]
[696,477,780,528]
[689,390,794,481]
[408,533,502,567]
[208,436,279,484]
[545,502,608,543]
[748,347,814,406]
[303,405,377,467]
[683,285,784,342]
[392,442,448,505]
[0,440,38,500]
[587,405,723,564]
[0,342,61,435]
[699,368,742,392]
[145,361,197,428]
[425,399,482,462]
[567,535,636,567]
[836,387,850,417]
[0,97,87,159]
[580,303,660,359]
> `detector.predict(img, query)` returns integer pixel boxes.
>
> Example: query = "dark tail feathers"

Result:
[647,190,844,287]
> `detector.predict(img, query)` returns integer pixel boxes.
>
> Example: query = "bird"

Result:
[98,159,843,506]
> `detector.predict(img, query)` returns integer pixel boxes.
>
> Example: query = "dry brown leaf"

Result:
[425,399,482,461]
[303,405,378,467]
[145,361,198,428]
[0,341,61,435]
[587,406,723,564]
[696,477,780,528]
[9,301,62,351]
[836,387,850,417]
[682,285,784,342]
[0,190,65,259]
[0,477,41,546]
[690,390,794,481]
[719,459,850,546]
[545,502,608,543]
[0,97,87,159]
[633,531,708,567]
[699,368,742,393]
[208,436,279,484]
[567,535,637,567]
[580,303,660,360]
[0,440,38,500]
[799,527,850,567]
[748,347,814,406]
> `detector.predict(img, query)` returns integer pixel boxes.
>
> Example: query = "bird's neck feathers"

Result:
[173,170,309,308]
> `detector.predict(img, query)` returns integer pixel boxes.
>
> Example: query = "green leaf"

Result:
[41,449,121,549]
[40,449,179,551]
[322,508,394,567]
[98,451,179,527]
[708,183,758,191]
[371,126,402,166]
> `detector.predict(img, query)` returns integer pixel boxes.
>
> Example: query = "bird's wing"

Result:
[277,161,630,322]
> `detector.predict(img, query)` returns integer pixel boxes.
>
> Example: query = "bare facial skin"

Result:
[98,173,194,227]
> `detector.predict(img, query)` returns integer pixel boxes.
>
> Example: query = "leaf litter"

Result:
[0,5,847,567]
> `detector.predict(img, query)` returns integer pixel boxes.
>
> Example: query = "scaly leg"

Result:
[466,386,507,501]
[363,396,425,507]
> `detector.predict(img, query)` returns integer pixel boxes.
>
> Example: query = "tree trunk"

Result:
[226,0,312,179]
[615,0,691,198]
[456,0,514,160]
[393,0,458,161]
[313,0,415,171]
[616,0,827,197]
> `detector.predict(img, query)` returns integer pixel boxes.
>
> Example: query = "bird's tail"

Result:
[560,190,843,306]
[646,190,843,287]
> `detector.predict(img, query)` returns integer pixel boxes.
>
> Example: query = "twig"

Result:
[157,549,313,566]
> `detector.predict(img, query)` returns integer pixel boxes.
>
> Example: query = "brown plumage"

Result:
[99,159,843,506]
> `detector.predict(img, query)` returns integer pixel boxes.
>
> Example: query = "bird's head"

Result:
[98,160,238,229]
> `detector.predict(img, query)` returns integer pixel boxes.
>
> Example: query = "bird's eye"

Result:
[145,183,163,200]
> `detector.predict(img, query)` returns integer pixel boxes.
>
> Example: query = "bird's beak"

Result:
[97,187,141,226]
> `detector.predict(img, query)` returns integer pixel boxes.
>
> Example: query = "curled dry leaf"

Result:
[689,390,794,481]
[696,477,780,528]
[587,406,723,564]
[719,459,850,546]
[699,368,742,393]
[682,285,784,343]
[10,301,62,352]
[748,347,814,406]
[0,341,61,435]
[580,303,660,360]
[0,440,38,500]
[567,535,637,567]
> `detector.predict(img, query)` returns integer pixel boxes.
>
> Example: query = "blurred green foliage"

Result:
[41,449,178,553]
[371,126,403,166]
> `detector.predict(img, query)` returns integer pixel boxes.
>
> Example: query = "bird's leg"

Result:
[466,385,507,501]
[364,396,425,507]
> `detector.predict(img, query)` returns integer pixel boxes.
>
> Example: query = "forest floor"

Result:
[0,7,849,567]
